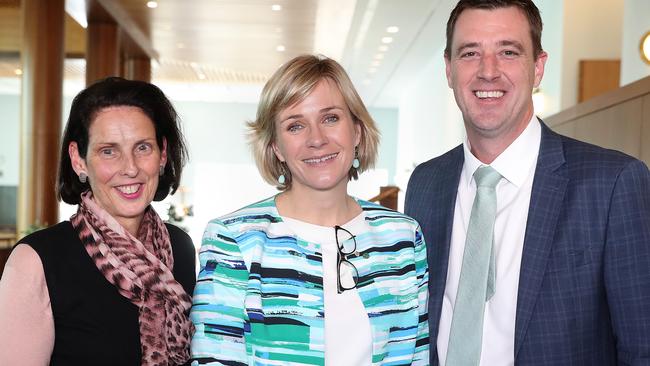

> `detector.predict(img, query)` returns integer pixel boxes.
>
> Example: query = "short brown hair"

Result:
[58,77,188,204]
[444,0,544,59]
[248,54,380,190]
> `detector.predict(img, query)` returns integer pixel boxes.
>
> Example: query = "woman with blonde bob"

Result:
[190,55,429,365]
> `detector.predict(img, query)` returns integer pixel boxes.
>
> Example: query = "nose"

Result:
[120,153,138,177]
[307,124,328,148]
[477,53,501,81]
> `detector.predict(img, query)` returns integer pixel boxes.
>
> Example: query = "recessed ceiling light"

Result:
[386,26,399,33]
[378,45,389,52]
[368,67,377,73]
[381,37,393,44]
[276,45,286,52]
[14,68,22,76]
[146,1,158,9]
[198,74,206,80]
[271,4,282,11]
[374,53,384,60]
[371,60,381,67]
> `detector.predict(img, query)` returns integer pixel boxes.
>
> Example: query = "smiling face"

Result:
[69,106,166,233]
[445,6,547,156]
[272,78,361,194]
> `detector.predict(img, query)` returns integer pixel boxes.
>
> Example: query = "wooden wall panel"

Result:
[642,95,650,165]
[18,0,65,234]
[547,76,650,167]
[578,60,620,103]
[573,99,643,158]
[86,21,120,85]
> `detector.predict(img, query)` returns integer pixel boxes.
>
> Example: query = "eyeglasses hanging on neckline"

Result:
[334,225,359,294]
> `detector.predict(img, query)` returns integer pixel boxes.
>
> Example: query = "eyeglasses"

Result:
[334,225,359,294]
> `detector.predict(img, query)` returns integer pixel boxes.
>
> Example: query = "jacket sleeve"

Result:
[190,220,249,366]
[412,224,430,365]
[603,159,650,364]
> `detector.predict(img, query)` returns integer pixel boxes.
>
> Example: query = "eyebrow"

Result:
[280,106,345,123]
[94,138,155,146]
[454,39,526,56]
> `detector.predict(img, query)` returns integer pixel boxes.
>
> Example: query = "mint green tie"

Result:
[446,166,501,366]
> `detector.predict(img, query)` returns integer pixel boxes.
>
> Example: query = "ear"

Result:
[68,141,87,176]
[271,141,285,162]
[160,137,168,167]
[354,122,362,147]
[445,56,453,88]
[533,51,548,88]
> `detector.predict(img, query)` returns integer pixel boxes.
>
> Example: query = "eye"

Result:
[502,49,520,57]
[100,148,114,156]
[136,142,152,153]
[287,123,303,133]
[460,51,477,58]
[324,115,339,124]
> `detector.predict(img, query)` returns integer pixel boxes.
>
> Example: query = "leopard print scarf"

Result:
[71,191,193,366]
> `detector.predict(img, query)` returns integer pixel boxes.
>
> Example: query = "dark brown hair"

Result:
[444,0,543,59]
[58,77,188,204]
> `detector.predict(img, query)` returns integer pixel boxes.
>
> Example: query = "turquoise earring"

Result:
[352,146,360,169]
[278,162,287,185]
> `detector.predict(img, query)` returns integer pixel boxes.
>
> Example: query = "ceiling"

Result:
[0,0,456,107]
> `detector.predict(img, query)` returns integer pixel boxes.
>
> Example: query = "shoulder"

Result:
[17,221,74,253]
[4,244,44,273]
[557,134,648,179]
[407,145,463,199]
[358,199,420,229]
[410,144,463,179]
[165,223,195,258]
[17,221,73,244]
[204,196,280,238]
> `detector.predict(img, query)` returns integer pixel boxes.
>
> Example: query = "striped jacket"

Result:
[190,196,429,365]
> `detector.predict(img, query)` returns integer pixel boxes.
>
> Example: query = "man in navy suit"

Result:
[405,0,650,365]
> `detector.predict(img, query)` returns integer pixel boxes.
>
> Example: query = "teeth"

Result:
[117,184,140,194]
[303,153,338,164]
[475,90,504,98]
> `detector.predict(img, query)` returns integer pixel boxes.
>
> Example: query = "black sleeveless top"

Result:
[19,221,196,366]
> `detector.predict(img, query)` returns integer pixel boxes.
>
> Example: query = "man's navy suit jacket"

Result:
[405,122,650,365]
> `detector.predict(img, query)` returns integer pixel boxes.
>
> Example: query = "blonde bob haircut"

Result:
[248,54,380,190]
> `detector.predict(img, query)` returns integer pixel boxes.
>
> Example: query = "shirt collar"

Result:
[462,114,541,188]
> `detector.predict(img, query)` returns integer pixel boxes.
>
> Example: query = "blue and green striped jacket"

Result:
[190,196,429,365]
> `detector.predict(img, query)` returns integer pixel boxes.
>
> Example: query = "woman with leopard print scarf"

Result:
[0,77,195,366]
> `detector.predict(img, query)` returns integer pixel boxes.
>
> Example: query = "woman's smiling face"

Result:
[69,105,166,232]
[273,78,361,194]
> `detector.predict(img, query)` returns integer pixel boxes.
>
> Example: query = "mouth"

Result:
[302,153,338,165]
[115,183,143,198]
[474,90,505,99]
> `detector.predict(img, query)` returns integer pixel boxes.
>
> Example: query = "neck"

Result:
[467,112,534,164]
[276,185,361,226]
[467,137,510,164]
[118,217,142,237]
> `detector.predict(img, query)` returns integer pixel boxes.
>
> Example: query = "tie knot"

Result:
[474,166,501,189]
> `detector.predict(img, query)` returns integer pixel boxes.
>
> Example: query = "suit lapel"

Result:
[514,122,569,358]
[427,146,464,365]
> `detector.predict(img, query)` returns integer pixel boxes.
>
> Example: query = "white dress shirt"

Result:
[437,116,542,366]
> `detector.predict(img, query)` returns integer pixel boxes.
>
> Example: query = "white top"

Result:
[282,213,372,366]
[437,116,541,366]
